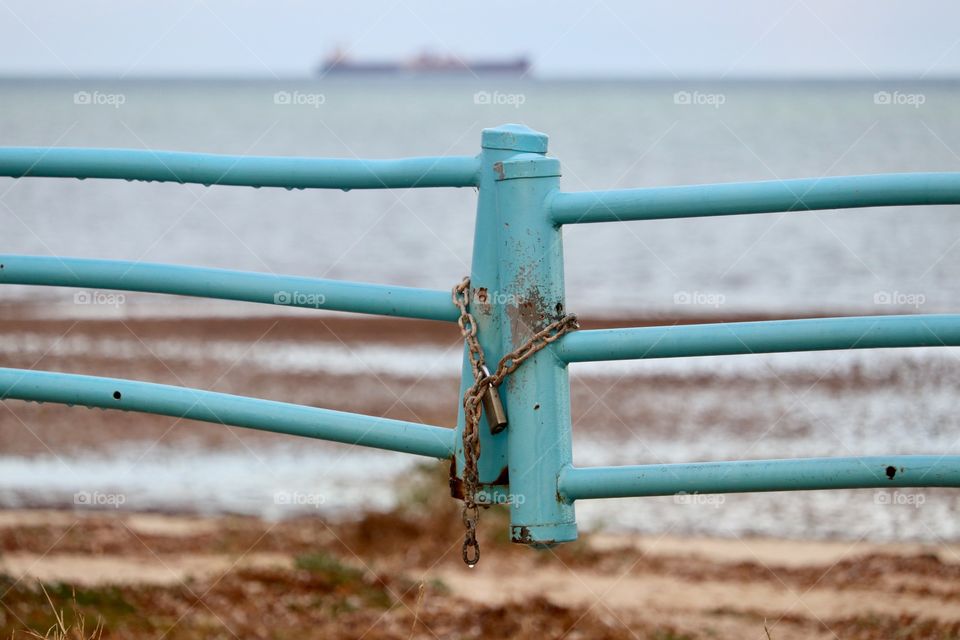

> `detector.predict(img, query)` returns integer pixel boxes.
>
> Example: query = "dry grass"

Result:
[23,585,103,640]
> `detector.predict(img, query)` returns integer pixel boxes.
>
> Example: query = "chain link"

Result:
[452,276,579,567]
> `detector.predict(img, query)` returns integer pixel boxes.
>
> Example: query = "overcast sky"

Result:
[3,1,960,78]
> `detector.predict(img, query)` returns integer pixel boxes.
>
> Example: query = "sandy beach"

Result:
[3,504,960,639]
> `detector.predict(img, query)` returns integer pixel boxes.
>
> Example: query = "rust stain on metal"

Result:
[474,286,491,315]
[511,526,559,547]
[493,161,505,180]
[448,457,460,498]
[511,526,533,544]
[507,286,550,346]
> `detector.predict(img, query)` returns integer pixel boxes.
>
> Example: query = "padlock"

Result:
[480,366,508,434]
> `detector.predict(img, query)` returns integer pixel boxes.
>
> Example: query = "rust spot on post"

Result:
[512,526,533,544]
[507,286,552,345]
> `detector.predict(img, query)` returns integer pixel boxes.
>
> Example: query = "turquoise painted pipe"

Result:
[0,148,480,190]
[451,128,517,501]
[0,255,458,322]
[480,125,578,545]
[0,368,454,459]
[551,172,960,225]
[559,456,960,500]
[558,315,960,363]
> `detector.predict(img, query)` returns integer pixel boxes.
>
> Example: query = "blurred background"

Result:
[2,3,960,637]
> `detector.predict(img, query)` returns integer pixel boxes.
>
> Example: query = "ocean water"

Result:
[2,78,960,316]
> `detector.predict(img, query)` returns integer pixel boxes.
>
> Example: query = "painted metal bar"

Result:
[451,128,515,505]
[487,125,578,546]
[0,368,454,459]
[559,456,960,501]
[0,147,480,190]
[0,255,458,322]
[557,314,960,363]
[550,172,960,225]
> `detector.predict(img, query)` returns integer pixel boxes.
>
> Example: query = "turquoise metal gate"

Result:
[3,124,960,564]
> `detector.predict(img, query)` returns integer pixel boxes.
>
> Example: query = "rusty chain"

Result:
[452,276,579,567]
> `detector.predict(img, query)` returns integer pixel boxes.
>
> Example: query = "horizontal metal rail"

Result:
[0,255,458,322]
[550,172,960,225]
[559,456,960,500]
[557,314,960,363]
[0,147,480,190]
[0,368,454,459]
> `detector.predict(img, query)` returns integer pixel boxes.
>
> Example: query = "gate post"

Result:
[488,124,577,546]
[450,127,516,505]
[453,123,577,545]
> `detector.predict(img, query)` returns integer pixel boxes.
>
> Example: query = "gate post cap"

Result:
[494,154,561,181]
[482,124,548,154]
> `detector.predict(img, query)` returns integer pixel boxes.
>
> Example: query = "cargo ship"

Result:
[318,49,531,76]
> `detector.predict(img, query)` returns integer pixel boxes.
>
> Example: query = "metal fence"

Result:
[2,123,960,565]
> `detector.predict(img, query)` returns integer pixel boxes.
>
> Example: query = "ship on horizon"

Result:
[318,49,531,76]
